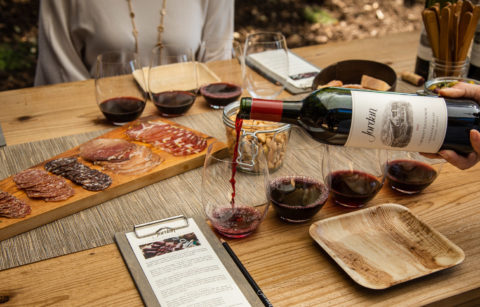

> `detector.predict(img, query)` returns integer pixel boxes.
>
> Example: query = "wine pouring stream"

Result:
[203,118,270,238]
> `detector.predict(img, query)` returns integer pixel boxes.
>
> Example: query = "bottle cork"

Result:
[400,71,425,86]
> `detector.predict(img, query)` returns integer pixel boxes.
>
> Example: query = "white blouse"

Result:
[34,0,234,85]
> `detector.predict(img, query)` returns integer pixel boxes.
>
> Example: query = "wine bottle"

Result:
[468,20,480,81]
[414,25,432,80]
[237,87,480,154]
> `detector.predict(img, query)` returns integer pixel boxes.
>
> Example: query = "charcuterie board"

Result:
[0,117,227,241]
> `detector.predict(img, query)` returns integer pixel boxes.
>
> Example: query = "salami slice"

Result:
[0,190,31,218]
[13,169,75,202]
[126,121,207,156]
[45,157,112,191]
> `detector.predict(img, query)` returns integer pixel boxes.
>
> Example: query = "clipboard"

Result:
[114,215,264,307]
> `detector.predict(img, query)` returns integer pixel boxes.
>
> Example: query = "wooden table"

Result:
[1,31,480,306]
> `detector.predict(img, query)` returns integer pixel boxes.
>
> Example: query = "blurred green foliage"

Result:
[304,6,337,25]
[0,43,36,72]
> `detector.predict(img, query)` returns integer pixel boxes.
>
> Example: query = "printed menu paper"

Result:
[124,217,251,307]
[246,49,320,94]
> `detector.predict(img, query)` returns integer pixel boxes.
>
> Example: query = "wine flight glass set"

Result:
[94,31,290,125]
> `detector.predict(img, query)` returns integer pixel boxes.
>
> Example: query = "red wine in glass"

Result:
[152,90,196,117]
[99,96,146,125]
[326,170,382,208]
[200,82,242,109]
[269,175,328,222]
[210,206,263,238]
[386,159,438,194]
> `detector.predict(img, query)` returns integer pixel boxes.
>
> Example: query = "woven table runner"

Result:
[0,110,225,270]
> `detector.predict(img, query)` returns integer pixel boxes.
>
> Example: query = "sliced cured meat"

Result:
[79,138,136,162]
[97,145,163,175]
[126,121,207,156]
[0,191,31,218]
[45,157,112,191]
[13,169,75,202]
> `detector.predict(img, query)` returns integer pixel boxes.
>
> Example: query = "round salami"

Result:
[13,169,75,202]
[0,190,31,218]
[44,157,112,191]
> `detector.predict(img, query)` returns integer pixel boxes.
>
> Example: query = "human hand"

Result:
[437,130,480,170]
[436,82,480,169]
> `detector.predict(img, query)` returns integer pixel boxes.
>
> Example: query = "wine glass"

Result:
[243,32,289,99]
[324,146,387,208]
[386,150,443,194]
[267,127,329,223]
[202,141,270,238]
[95,51,146,125]
[198,39,243,109]
[148,45,198,117]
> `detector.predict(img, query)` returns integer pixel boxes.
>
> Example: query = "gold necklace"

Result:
[127,0,167,53]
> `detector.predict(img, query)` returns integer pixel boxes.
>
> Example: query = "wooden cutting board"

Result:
[0,117,227,241]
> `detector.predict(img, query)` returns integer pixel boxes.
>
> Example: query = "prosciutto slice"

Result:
[126,121,207,156]
[80,138,136,162]
[97,145,163,175]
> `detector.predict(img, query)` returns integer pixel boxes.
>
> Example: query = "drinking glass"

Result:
[386,151,443,195]
[202,142,270,238]
[95,51,146,125]
[324,146,387,208]
[148,45,198,117]
[267,128,329,223]
[198,39,243,109]
[428,57,469,80]
[243,32,288,99]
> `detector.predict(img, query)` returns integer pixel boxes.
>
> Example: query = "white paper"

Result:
[126,218,251,307]
[247,50,320,90]
[346,91,448,153]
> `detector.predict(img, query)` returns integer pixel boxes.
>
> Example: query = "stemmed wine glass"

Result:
[148,45,198,117]
[95,51,146,125]
[202,141,270,238]
[243,32,289,99]
[198,39,243,109]
[323,146,387,208]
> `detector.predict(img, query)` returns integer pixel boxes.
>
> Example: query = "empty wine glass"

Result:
[202,141,270,238]
[198,39,243,109]
[95,51,146,125]
[243,32,289,99]
[324,146,387,208]
[149,45,198,117]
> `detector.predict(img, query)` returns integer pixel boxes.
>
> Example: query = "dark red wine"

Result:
[229,117,243,207]
[152,91,196,117]
[200,82,242,108]
[210,206,263,238]
[387,159,437,194]
[99,96,145,124]
[269,176,328,222]
[326,170,382,208]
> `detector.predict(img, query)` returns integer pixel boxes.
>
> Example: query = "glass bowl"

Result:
[223,101,291,172]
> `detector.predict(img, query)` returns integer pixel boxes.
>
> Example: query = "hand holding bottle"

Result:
[438,82,480,170]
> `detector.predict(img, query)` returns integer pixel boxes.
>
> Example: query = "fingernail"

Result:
[471,129,480,141]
